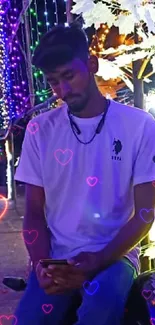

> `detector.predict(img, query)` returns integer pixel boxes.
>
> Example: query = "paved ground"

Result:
[0,185,29,320]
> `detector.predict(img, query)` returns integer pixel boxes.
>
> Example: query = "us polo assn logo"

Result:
[112,138,122,161]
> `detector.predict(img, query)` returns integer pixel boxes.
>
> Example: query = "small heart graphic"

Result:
[1,289,9,294]
[139,208,154,224]
[150,318,155,325]
[83,280,99,295]
[42,304,53,314]
[0,195,8,220]
[152,181,155,188]
[86,177,98,187]
[27,122,39,134]
[12,126,21,137]
[0,153,6,162]
[0,315,17,325]
[142,289,152,300]
[54,149,73,166]
[22,230,38,244]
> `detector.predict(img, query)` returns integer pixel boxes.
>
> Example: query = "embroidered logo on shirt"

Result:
[112,138,122,161]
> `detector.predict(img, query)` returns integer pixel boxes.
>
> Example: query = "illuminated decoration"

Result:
[145,90,155,113]
[71,0,155,33]
[71,0,155,90]
[0,0,67,203]
[5,139,12,200]
[0,2,30,132]
[29,0,66,104]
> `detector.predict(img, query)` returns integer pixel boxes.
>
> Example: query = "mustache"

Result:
[63,96,78,101]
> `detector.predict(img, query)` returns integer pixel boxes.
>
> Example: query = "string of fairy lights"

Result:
[0,1,13,133]
[0,0,67,167]
[29,0,65,103]
[0,0,67,134]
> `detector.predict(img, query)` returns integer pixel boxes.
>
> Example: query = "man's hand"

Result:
[36,262,68,295]
[43,251,103,295]
[68,251,103,279]
[36,262,87,295]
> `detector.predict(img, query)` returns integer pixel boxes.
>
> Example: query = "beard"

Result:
[67,94,90,114]
[67,81,92,114]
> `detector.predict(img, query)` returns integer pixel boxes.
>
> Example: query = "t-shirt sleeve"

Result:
[133,114,155,186]
[14,122,43,187]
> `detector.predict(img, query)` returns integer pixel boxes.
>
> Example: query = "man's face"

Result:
[46,57,93,114]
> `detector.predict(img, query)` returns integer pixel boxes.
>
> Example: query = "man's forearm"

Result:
[99,215,153,271]
[23,215,51,269]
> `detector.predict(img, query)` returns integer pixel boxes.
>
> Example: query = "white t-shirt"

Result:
[15,100,155,274]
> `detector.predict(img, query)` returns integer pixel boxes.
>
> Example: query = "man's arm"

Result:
[98,182,155,270]
[24,184,51,270]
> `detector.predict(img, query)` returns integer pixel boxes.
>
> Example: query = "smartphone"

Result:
[39,259,68,268]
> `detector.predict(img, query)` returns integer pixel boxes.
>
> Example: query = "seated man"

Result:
[14,25,155,325]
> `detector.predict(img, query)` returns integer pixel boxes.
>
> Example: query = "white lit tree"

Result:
[68,0,155,110]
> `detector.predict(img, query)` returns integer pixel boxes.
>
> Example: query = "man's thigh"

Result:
[14,271,77,325]
[75,258,137,325]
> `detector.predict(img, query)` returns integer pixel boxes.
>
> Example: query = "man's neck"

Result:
[71,92,107,118]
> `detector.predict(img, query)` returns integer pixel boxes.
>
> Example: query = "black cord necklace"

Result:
[67,99,110,145]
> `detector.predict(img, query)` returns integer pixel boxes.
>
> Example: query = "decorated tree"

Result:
[68,0,155,110]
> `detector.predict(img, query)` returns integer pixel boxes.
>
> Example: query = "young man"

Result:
[14,25,155,325]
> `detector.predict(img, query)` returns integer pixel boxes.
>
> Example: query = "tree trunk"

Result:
[133,59,144,109]
[132,26,151,272]
[5,132,17,208]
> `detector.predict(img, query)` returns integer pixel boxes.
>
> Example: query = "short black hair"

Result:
[32,24,89,73]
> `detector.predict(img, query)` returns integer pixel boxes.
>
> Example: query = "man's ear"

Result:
[87,55,99,74]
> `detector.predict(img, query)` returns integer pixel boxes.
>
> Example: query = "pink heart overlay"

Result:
[42,304,53,314]
[27,122,39,134]
[1,289,9,294]
[12,126,21,137]
[142,289,152,300]
[0,195,8,220]
[83,280,99,295]
[86,177,98,187]
[0,315,17,325]
[152,181,155,188]
[139,208,154,224]
[54,149,73,166]
[22,230,38,245]
[150,318,155,325]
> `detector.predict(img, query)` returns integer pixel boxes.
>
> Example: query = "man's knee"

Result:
[75,259,136,325]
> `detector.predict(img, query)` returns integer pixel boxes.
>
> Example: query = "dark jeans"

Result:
[14,258,137,325]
